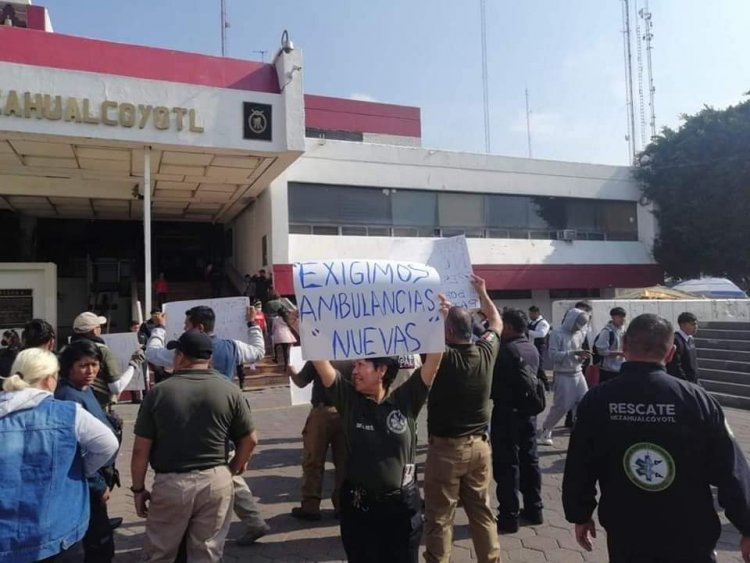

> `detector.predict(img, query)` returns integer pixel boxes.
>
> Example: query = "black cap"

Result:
[166,330,213,360]
[150,308,161,315]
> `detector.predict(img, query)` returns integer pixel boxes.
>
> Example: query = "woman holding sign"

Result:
[295,310,446,563]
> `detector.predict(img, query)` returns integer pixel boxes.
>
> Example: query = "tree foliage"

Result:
[635,96,750,284]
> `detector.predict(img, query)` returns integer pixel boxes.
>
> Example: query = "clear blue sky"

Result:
[41,0,750,165]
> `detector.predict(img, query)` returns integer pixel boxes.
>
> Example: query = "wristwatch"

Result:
[246,321,257,327]
[130,486,145,493]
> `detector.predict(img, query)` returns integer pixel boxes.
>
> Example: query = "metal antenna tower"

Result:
[220,0,229,56]
[621,0,637,162]
[640,1,657,138]
[634,0,647,148]
[480,0,491,153]
[525,88,533,158]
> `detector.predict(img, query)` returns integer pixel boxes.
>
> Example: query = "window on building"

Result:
[566,199,599,231]
[486,194,531,229]
[488,289,533,300]
[391,190,437,226]
[438,193,484,227]
[288,183,639,241]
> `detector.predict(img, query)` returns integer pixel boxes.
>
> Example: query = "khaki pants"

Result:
[233,475,267,531]
[423,435,501,563]
[300,405,347,513]
[144,466,234,563]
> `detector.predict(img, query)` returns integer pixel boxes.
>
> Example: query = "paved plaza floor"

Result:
[109,386,749,562]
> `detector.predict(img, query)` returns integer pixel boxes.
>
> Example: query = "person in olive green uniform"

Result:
[289,360,353,520]
[423,275,503,563]
[307,341,444,562]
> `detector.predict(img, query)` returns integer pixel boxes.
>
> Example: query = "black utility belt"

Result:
[155,463,225,474]
[344,480,416,505]
[312,402,336,409]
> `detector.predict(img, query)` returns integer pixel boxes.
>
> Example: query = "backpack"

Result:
[591,328,615,366]
[509,344,546,416]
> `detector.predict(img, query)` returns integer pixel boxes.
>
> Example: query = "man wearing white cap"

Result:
[69,312,145,409]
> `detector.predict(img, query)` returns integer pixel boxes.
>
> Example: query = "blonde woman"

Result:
[0,348,119,562]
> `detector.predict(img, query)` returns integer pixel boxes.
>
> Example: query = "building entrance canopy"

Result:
[0,26,305,223]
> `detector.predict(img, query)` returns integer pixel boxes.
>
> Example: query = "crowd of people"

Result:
[2,281,750,563]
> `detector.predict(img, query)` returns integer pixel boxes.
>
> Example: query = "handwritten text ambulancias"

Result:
[295,260,442,360]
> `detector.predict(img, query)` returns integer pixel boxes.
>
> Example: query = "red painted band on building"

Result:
[272,263,663,296]
[305,94,421,138]
[0,27,280,93]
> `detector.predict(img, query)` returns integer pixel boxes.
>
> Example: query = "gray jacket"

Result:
[549,308,589,376]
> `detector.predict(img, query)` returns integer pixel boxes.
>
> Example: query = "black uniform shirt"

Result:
[563,361,750,557]
[491,335,540,407]
[327,369,428,495]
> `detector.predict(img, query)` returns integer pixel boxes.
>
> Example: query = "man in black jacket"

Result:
[562,313,750,563]
[491,308,543,533]
[666,311,699,383]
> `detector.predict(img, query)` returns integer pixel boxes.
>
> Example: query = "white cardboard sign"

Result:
[101,332,144,391]
[293,259,445,361]
[288,347,313,406]
[162,296,250,343]
[390,235,478,309]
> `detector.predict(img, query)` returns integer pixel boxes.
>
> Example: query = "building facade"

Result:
[0,1,661,332]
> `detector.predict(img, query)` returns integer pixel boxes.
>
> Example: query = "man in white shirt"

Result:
[528,306,551,390]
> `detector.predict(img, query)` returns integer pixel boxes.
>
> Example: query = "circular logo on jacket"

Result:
[386,410,408,435]
[623,442,676,492]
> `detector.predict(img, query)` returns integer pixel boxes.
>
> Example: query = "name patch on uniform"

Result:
[355,422,375,431]
[609,402,676,423]
[623,442,676,492]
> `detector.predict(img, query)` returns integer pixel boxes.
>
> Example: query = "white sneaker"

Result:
[537,429,553,446]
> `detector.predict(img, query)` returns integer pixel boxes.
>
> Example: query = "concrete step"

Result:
[701,380,750,398]
[698,358,750,374]
[708,391,750,410]
[697,348,750,362]
[695,338,750,352]
[241,373,288,390]
[703,321,750,331]
[698,328,750,341]
[700,368,750,386]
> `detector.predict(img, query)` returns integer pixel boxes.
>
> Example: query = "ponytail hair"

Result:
[3,348,59,392]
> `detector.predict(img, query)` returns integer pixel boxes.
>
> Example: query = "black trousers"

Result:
[607,535,716,563]
[490,407,543,521]
[599,369,620,384]
[83,489,114,563]
[340,481,422,563]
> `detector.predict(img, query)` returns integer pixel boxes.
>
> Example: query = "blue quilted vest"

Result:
[0,397,89,562]
[210,335,238,380]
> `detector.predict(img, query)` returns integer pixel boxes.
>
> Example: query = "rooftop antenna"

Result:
[525,87,533,158]
[634,0,647,149]
[252,50,268,63]
[640,0,657,139]
[480,0,491,153]
[220,0,229,56]
[621,0,637,163]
